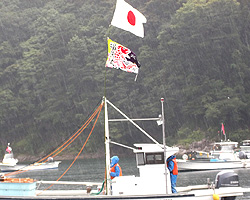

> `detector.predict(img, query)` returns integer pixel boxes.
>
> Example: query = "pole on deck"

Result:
[161,98,168,194]
[104,97,111,195]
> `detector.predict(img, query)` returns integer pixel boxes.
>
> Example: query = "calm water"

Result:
[11,157,250,199]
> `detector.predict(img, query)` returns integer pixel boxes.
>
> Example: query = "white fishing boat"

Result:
[178,140,250,171]
[0,143,18,166]
[0,143,20,172]
[1,160,61,172]
[239,140,250,159]
[210,141,238,161]
[23,160,61,171]
[181,150,212,161]
[0,143,61,172]
[1,97,249,199]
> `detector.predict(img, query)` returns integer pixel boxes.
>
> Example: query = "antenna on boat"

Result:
[161,98,168,194]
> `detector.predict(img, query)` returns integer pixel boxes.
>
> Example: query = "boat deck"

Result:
[0,192,196,200]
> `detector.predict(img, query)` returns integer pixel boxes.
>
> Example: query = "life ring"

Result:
[182,154,188,160]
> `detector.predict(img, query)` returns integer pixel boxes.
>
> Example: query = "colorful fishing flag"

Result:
[221,123,225,135]
[106,38,140,74]
[111,0,147,38]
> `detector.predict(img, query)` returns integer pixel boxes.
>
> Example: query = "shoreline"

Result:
[11,139,215,162]
[15,151,106,163]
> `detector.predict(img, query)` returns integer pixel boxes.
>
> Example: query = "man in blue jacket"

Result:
[110,156,122,179]
[167,155,178,193]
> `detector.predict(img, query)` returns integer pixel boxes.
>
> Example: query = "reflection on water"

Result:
[11,157,250,199]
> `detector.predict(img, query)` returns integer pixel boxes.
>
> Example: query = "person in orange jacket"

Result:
[110,156,122,179]
[167,155,178,193]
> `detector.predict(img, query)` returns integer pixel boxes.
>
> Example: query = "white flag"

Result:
[111,0,147,38]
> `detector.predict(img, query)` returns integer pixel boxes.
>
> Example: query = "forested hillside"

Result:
[0,0,249,157]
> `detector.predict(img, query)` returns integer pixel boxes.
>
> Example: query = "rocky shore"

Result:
[15,150,105,162]
[176,139,215,157]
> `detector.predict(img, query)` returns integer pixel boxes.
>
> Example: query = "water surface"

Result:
[13,157,250,199]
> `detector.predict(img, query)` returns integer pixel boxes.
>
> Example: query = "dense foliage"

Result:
[0,0,249,156]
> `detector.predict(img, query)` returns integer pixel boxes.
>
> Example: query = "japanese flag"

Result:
[111,0,147,38]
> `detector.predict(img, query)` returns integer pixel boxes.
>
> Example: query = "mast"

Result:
[106,99,160,145]
[161,98,168,194]
[104,97,111,195]
[104,97,168,194]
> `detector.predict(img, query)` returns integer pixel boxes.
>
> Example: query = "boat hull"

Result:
[177,159,249,171]
[0,161,61,172]
[0,164,26,172]
[0,188,243,200]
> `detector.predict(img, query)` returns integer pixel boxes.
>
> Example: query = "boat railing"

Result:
[37,180,103,186]
[36,180,104,195]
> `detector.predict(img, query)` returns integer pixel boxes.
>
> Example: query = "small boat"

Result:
[0,143,18,166]
[210,140,238,161]
[0,143,20,172]
[1,97,248,199]
[21,159,61,171]
[239,140,250,159]
[0,144,61,172]
[181,150,212,161]
[178,140,250,171]
[1,159,61,172]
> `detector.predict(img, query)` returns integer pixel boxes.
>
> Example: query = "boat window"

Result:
[242,141,250,146]
[155,154,163,163]
[221,145,236,151]
[145,153,164,164]
[213,143,238,152]
[146,154,155,164]
[136,153,145,166]
[221,146,231,151]
[213,144,221,151]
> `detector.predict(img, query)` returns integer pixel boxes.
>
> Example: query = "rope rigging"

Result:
[5,100,104,179]
[37,101,104,195]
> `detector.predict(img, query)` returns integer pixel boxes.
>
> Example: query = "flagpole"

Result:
[223,124,227,142]
[103,37,109,195]
[104,97,111,195]
[134,73,138,81]
[104,66,107,98]
[220,127,222,142]
[104,37,109,99]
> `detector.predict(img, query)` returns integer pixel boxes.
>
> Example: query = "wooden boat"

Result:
[0,97,249,199]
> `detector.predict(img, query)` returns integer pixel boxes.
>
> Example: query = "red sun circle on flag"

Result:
[127,10,136,26]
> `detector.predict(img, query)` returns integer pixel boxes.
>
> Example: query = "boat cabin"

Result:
[240,140,250,152]
[241,140,250,146]
[111,143,179,195]
[240,140,250,149]
[1,144,18,166]
[239,140,250,159]
[211,141,238,161]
